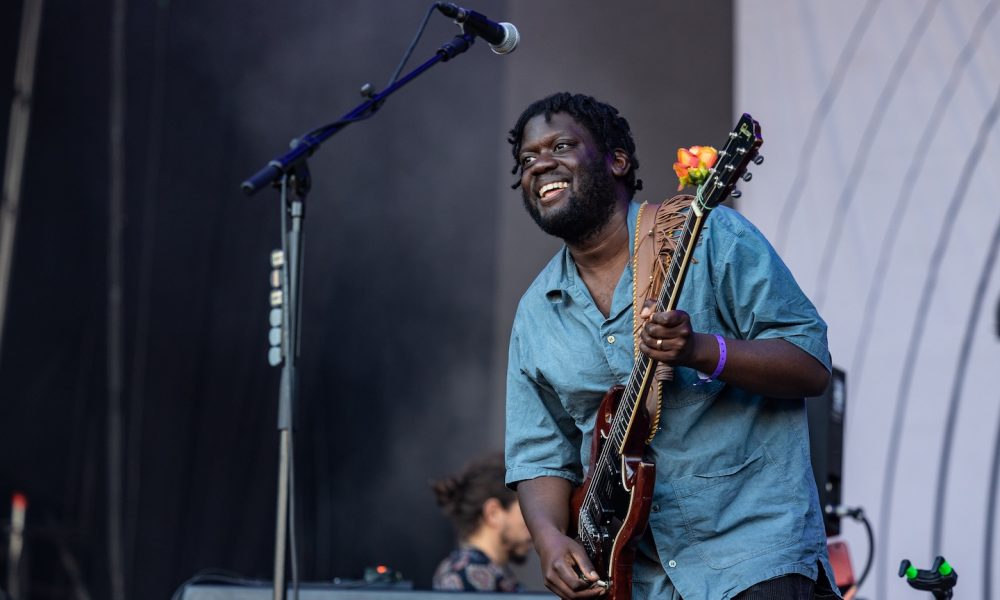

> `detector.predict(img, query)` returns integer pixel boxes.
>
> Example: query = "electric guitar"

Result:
[568,113,763,599]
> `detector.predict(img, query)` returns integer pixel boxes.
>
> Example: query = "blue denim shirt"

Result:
[505,201,838,599]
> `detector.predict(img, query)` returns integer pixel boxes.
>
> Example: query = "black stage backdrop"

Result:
[0,2,732,598]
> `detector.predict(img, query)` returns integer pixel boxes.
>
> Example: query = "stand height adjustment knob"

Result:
[268,250,286,366]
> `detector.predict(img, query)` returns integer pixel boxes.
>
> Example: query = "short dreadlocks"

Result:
[507,92,642,193]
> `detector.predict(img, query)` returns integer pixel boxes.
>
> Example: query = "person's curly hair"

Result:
[431,452,515,538]
[507,92,642,193]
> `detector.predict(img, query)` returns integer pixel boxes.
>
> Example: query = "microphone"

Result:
[435,2,519,55]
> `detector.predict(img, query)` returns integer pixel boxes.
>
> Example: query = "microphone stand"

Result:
[242,31,478,600]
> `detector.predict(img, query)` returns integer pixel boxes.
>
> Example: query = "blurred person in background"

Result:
[431,452,533,592]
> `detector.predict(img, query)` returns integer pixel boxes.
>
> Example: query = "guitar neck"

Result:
[609,202,710,452]
[574,114,762,594]
[657,202,709,313]
[601,111,762,458]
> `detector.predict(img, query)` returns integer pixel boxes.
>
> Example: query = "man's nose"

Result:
[528,151,558,174]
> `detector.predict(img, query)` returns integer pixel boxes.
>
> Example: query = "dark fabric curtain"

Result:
[0,1,732,598]
[0,1,505,597]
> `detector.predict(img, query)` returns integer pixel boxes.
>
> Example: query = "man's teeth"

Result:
[539,182,569,198]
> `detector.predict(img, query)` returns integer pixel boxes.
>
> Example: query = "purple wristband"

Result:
[698,334,727,383]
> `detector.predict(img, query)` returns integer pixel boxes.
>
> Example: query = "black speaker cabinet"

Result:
[806,366,846,536]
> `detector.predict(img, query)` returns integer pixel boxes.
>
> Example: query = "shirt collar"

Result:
[540,200,642,299]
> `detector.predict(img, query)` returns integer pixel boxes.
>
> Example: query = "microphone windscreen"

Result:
[491,22,519,55]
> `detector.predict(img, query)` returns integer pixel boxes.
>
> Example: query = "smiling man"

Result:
[503,93,840,600]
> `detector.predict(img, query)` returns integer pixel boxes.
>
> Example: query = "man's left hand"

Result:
[638,300,699,366]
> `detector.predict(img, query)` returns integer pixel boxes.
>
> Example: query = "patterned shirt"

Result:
[431,546,522,592]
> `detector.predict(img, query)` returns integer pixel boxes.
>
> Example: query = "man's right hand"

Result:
[534,528,607,598]
[515,476,607,598]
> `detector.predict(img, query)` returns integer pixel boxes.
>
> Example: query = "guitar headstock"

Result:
[697,113,763,209]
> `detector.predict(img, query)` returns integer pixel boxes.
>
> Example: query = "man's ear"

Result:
[610,148,630,177]
[481,497,504,528]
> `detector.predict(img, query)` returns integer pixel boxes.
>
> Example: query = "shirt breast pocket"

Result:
[670,445,804,569]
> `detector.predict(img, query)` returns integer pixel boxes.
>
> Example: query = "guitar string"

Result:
[579,219,692,520]
[587,202,743,505]
[577,216,698,544]
[577,129,753,538]
[578,138,742,515]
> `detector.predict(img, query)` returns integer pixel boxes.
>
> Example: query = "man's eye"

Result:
[521,156,535,167]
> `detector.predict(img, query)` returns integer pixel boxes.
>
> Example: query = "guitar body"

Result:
[570,385,656,600]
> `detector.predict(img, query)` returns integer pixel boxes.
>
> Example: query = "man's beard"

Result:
[521,157,618,245]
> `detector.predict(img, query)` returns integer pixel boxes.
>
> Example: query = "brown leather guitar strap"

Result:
[632,195,693,442]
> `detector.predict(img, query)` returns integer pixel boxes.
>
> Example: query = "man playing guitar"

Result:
[503,93,839,600]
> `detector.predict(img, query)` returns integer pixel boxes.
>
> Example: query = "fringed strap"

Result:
[631,195,693,443]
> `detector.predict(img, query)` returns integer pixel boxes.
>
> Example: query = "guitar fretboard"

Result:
[578,112,762,521]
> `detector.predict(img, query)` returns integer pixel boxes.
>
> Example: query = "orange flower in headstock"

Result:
[672,145,718,191]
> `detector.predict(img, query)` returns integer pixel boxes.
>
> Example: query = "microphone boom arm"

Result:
[241,32,476,196]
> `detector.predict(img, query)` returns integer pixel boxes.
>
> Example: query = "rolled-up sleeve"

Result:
[709,208,832,371]
[505,319,584,489]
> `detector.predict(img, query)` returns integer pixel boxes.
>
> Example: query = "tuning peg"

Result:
[741,172,753,182]
[752,155,764,165]
[730,189,742,199]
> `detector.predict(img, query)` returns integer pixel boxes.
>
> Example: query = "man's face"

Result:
[517,112,618,244]
[499,500,533,565]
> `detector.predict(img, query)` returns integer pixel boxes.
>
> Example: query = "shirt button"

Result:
[607,335,616,344]
[668,560,677,568]
[652,503,660,512]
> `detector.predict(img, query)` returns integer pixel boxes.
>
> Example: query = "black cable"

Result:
[302,2,440,141]
[854,509,875,592]
[832,506,874,598]
[387,3,439,87]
